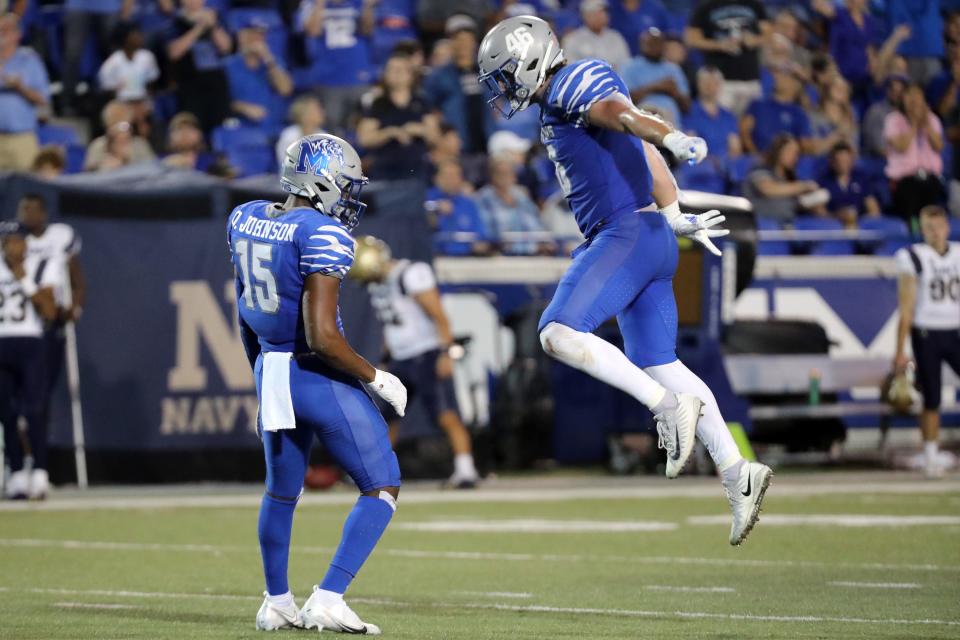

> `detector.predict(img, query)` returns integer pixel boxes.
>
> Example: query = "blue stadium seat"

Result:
[65,144,86,174]
[859,216,910,256]
[726,156,755,195]
[211,124,274,177]
[677,160,725,194]
[755,216,791,256]
[37,123,80,147]
[793,216,856,255]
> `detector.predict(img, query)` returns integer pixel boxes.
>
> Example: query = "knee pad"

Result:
[540,322,589,366]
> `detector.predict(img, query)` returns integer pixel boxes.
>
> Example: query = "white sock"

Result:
[924,441,939,465]
[314,589,344,606]
[540,322,666,409]
[267,591,294,608]
[454,453,477,478]
[643,360,742,471]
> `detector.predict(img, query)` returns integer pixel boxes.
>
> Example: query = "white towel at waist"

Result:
[260,352,296,432]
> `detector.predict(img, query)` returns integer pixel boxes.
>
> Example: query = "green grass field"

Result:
[1,472,958,639]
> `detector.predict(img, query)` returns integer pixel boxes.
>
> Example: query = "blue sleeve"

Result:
[235,276,261,370]
[25,53,50,100]
[547,59,626,117]
[795,109,811,138]
[295,220,355,279]
[673,65,689,96]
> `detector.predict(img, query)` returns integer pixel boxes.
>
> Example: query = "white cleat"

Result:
[4,470,29,500]
[725,461,773,546]
[28,469,50,500]
[301,586,381,635]
[255,593,303,631]
[446,470,479,489]
[655,393,702,479]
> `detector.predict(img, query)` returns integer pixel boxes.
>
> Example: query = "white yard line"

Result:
[394,519,677,533]
[828,581,922,589]
[4,586,955,628]
[53,602,142,610]
[1,537,958,573]
[688,514,960,527]
[0,480,957,512]
[645,585,736,593]
[455,591,533,599]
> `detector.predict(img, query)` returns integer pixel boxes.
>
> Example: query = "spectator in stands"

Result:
[225,16,293,131]
[0,13,50,171]
[357,50,438,181]
[743,134,825,224]
[392,38,426,81]
[863,70,909,159]
[370,0,417,66]
[821,142,881,228]
[488,130,540,202]
[415,0,492,47]
[84,101,156,172]
[814,1,911,106]
[561,0,630,71]
[166,0,233,133]
[429,121,483,186]
[275,94,326,166]
[428,159,492,256]
[0,13,48,172]
[296,0,376,132]
[61,0,132,115]
[422,15,491,155]
[162,111,214,172]
[97,24,159,139]
[740,64,810,156]
[928,45,960,121]
[474,156,555,256]
[610,0,668,58]
[885,83,945,223]
[766,9,809,68]
[683,66,741,161]
[885,0,943,84]
[621,27,689,125]
[31,146,66,179]
[428,37,452,68]
[810,75,859,152]
[685,0,769,115]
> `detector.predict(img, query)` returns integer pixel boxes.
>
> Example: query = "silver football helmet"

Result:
[280,133,369,229]
[478,15,564,118]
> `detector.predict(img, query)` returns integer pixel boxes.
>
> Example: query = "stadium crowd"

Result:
[1,0,960,256]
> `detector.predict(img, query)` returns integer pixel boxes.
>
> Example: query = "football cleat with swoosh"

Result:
[725,461,774,546]
[654,393,703,479]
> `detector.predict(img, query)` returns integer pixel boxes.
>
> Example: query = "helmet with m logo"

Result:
[280,133,369,230]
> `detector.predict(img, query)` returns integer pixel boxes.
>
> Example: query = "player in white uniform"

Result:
[895,205,960,478]
[0,222,62,499]
[17,194,85,385]
[350,236,481,488]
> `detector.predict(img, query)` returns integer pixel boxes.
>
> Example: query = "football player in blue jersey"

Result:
[478,16,773,546]
[228,133,407,633]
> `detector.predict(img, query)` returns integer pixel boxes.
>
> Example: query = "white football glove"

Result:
[366,369,408,417]
[662,131,708,165]
[669,209,730,257]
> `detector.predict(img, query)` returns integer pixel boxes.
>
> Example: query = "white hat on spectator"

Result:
[580,0,608,15]
[488,131,532,158]
[445,14,478,36]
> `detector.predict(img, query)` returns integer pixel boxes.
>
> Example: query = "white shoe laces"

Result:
[654,414,677,456]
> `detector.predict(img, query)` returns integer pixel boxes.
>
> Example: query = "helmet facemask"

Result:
[480,59,530,119]
[304,170,369,231]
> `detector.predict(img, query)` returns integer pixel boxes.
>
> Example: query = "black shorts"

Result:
[386,349,459,423]
[911,327,960,410]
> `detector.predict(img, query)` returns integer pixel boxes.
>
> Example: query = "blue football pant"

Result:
[539,211,679,369]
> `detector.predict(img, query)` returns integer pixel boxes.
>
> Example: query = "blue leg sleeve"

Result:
[320,495,395,594]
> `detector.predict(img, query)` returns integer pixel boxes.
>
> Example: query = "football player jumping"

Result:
[478,15,772,545]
